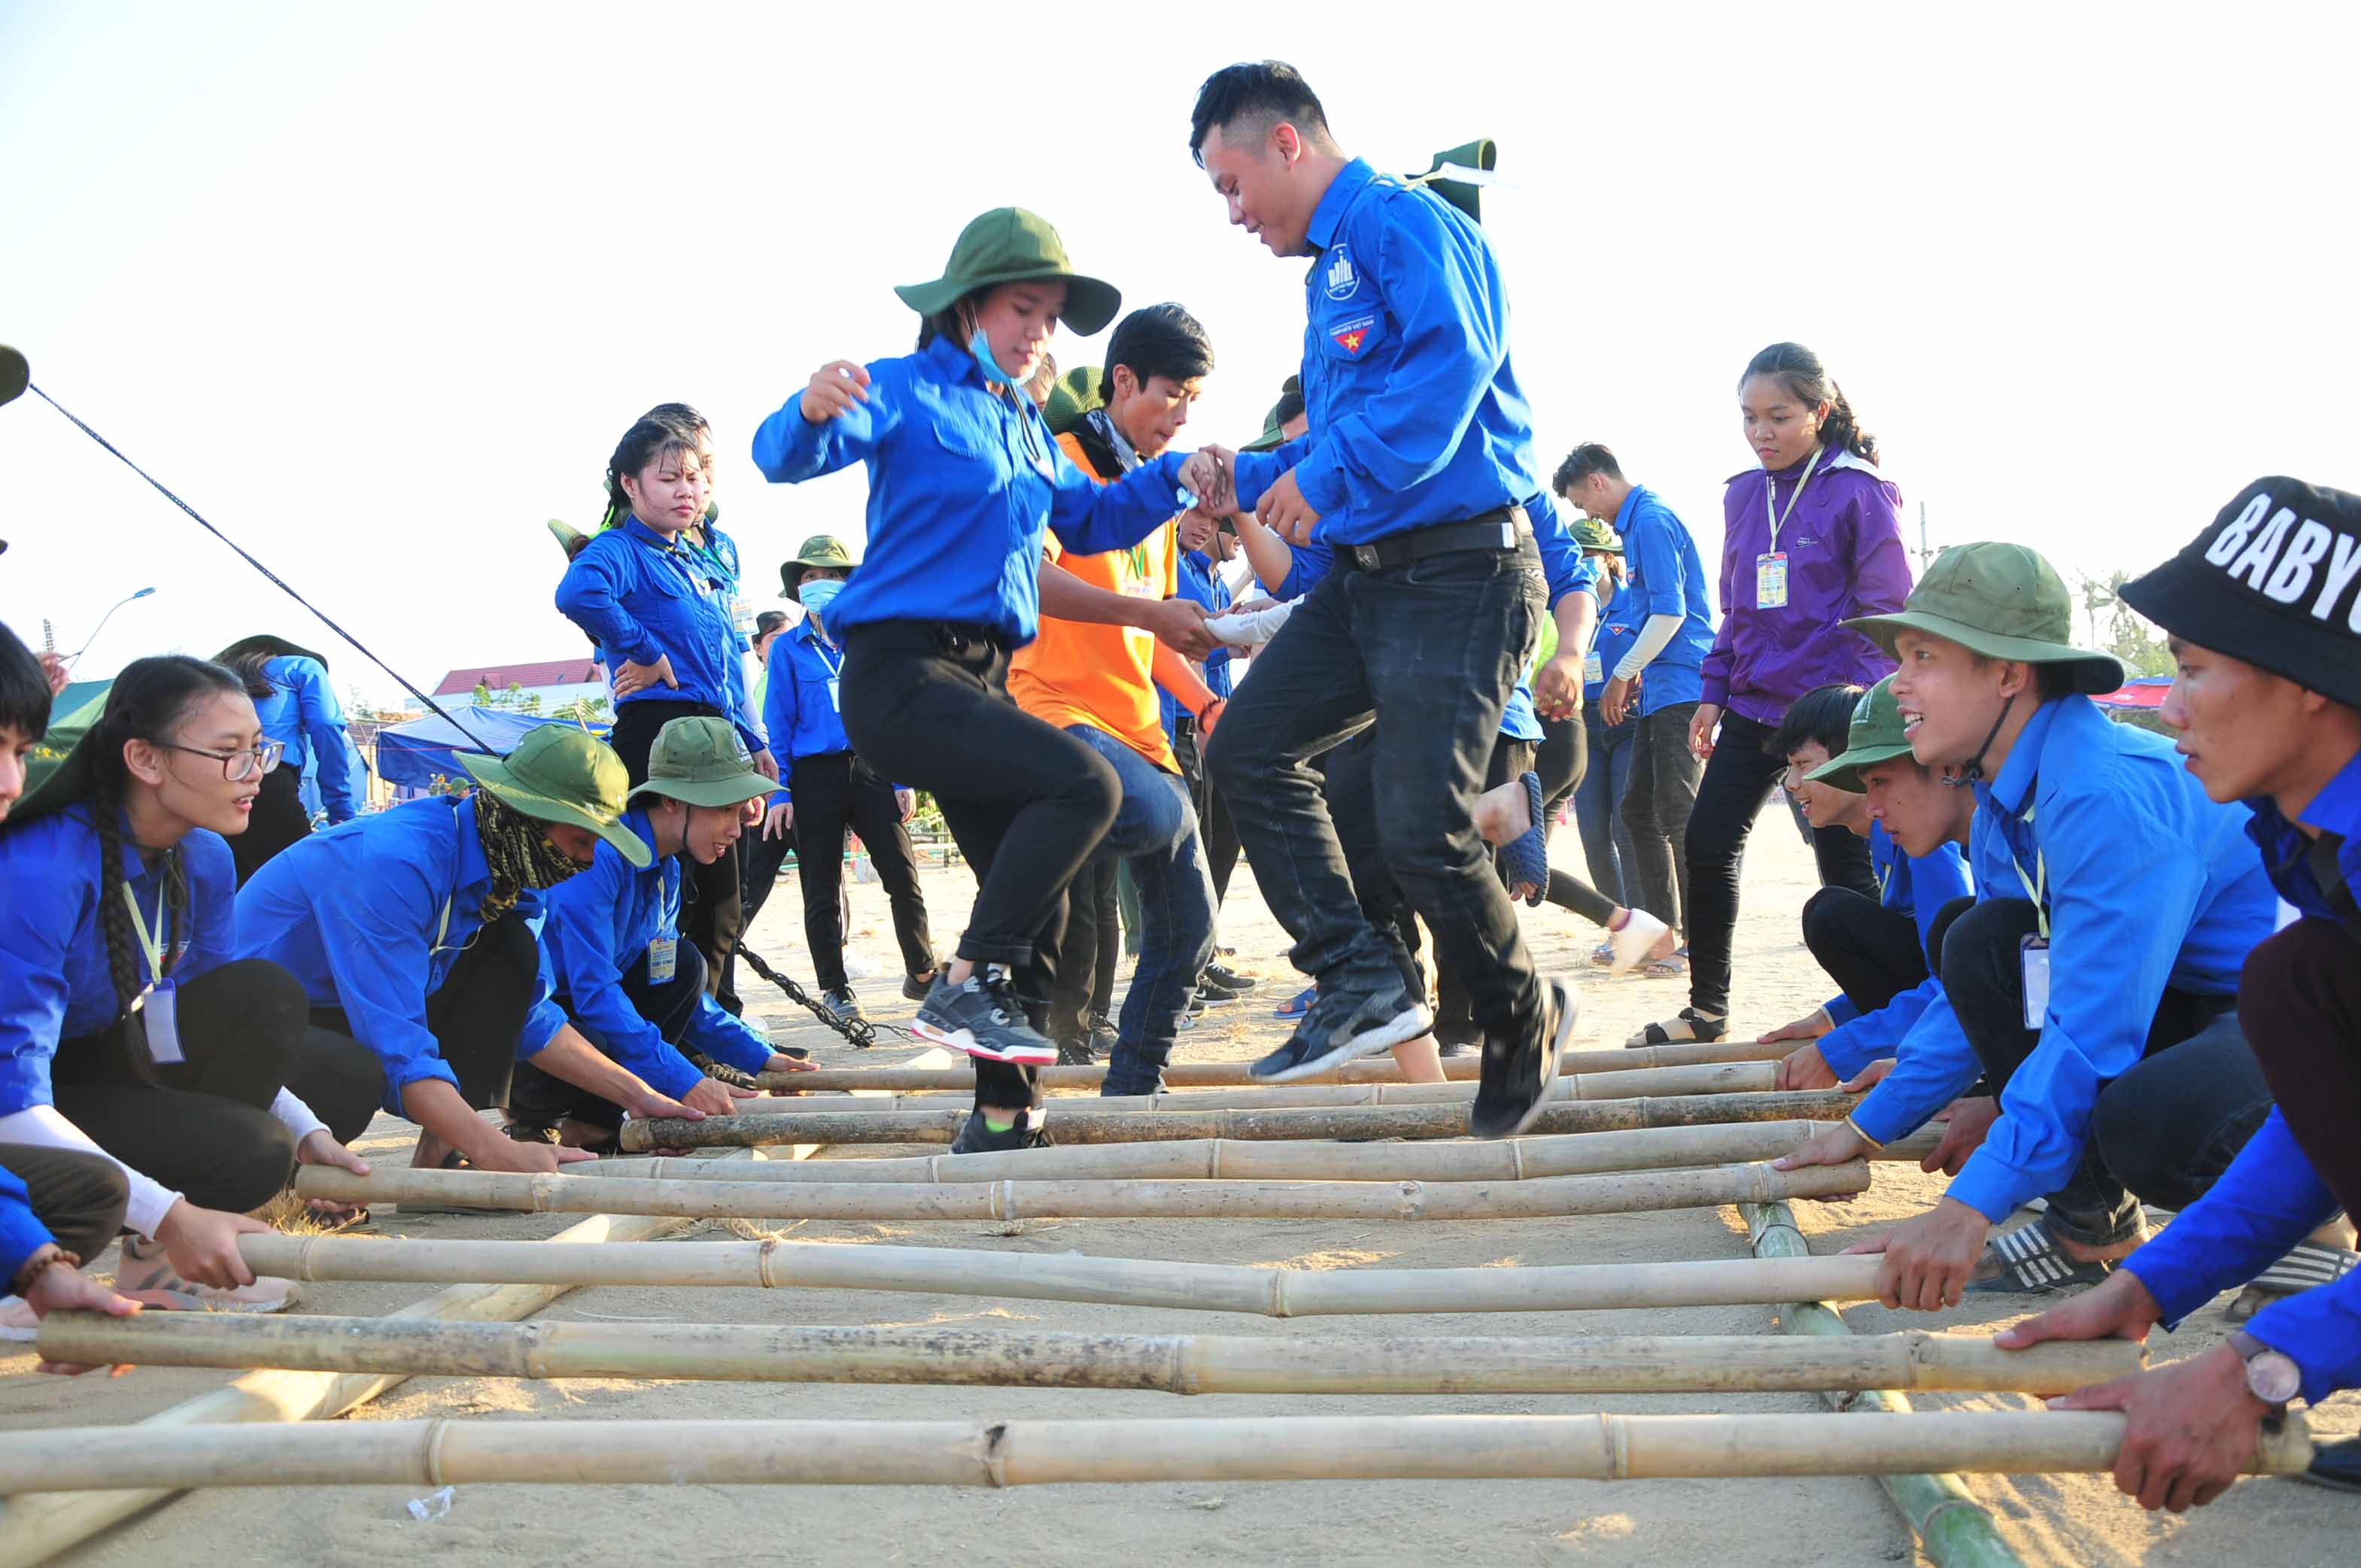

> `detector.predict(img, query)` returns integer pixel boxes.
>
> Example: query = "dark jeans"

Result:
[1569,711,1639,909]
[1532,714,1621,927]
[510,942,712,1133]
[2238,919,2361,1215]
[1802,885,1931,1018]
[782,752,935,991]
[1621,700,1701,940]
[229,764,312,887]
[1208,538,1548,1053]
[1942,897,2272,1247]
[1682,709,1876,1015]
[0,1144,130,1267]
[1049,858,1120,1047]
[611,698,746,1012]
[1173,714,1242,913]
[311,912,543,1118]
[53,959,382,1215]
[840,623,1120,1112]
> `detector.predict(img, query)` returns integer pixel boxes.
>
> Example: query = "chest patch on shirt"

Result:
[1323,246,1359,301]
[1331,315,1376,355]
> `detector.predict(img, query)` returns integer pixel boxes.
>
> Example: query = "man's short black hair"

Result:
[1552,442,1624,494]
[1101,304,1214,402]
[1768,682,1864,761]
[1190,61,1332,165]
[0,619,51,743]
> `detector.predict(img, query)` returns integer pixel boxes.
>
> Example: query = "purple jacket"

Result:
[1702,447,1912,724]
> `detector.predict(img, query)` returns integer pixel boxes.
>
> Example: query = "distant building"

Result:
[420,656,608,716]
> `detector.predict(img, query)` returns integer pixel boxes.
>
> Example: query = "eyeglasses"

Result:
[164,740,285,782]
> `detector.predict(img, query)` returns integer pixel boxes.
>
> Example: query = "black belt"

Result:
[1341,506,1530,573]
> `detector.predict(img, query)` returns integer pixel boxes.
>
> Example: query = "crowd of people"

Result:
[0,59,2355,1514]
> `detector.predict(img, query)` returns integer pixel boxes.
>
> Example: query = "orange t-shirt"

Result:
[1009,430,1180,771]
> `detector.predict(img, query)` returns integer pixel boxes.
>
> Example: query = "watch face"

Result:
[2249,1350,2302,1406]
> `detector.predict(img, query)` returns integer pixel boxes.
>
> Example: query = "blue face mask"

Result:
[967,328,1032,388]
[798,577,845,618]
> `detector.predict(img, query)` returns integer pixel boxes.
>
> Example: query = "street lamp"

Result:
[65,587,158,664]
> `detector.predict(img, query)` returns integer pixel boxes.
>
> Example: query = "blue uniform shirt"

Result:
[1229,159,1541,545]
[750,336,1192,649]
[0,1159,58,1288]
[1850,697,2279,1219]
[556,519,762,758]
[1816,824,1974,1079]
[524,809,773,1099]
[252,655,360,824]
[1586,580,1641,703]
[764,618,853,801]
[2121,746,2361,1405]
[0,808,235,1117]
[235,795,557,1112]
[1161,549,1236,744]
[1274,532,1336,600]
[1614,485,1715,716]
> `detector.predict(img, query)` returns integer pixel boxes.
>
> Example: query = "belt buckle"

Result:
[1352,545,1381,571]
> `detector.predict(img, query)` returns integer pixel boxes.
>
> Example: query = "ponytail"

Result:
[1740,342,1878,466]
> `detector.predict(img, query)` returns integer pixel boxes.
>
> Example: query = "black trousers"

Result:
[609,698,746,1012]
[2238,919,2361,1215]
[1172,716,1242,910]
[783,752,936,992]
[0,1144,130,1268]
[839,622,1120,1111]
[311,912,542,1117]
[1801,885,1931,1019]
[1682,710,1876,1015]
[53,959,382,1216]
[509,942,713,1133]
[1049,857,1122,1047]
[1942,897,2272,1247]
[229,765,312,887]
[1621,700,1702,938]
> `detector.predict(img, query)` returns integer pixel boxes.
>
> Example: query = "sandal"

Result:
[1589,941,1615,968]
[1274,985,1317,1020]
[2225,1241,2359,1320]
[1966,1217,2117,1295]
[2296,1435,2361,1494]
[1498,771,1550,908]
[1624,1007,1726,1047]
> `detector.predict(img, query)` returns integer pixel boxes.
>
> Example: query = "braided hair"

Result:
[1739,342,1879,466]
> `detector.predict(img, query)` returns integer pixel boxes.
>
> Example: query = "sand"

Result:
[4,816,2354,1566]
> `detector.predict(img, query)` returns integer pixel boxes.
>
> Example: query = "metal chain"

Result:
[734,941,913,1050]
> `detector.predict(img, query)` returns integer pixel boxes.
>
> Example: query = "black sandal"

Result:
[1967,1217,2116,1295]
[1624,1007,1727,1047]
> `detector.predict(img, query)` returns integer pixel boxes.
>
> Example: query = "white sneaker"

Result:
[1605,909,1676,977]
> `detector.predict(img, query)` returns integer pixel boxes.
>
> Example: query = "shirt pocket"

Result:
[1314,301,1390,366]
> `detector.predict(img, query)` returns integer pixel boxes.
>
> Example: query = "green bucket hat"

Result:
[1807,676,1914,792]
[1844,542,2126,695]
[1408,138,1497,224]
[1241,374,1305,454]
[894,208,1121,338]
[1569,516,1623,555]
[457,723,650,868]
[779,534,856,600]
[626,716,777,812]
[1043,366,1103,436]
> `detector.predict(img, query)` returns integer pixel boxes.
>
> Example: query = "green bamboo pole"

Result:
[1743,1199,2030,1568]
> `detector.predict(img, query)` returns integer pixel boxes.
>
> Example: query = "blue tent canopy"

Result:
[372,707,605,789]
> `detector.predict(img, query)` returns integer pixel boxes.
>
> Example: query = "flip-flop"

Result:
[2295,1435,2361,1494]
[1967,1217,2116,1295]
[1274,985,1317,1020]
[1498,771,1550,908]
[2226,1241,2360,1320]
[1624,1007,1725,1047]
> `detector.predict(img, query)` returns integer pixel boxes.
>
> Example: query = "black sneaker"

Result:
[1053,1038,1097,1068]
[913,969,1058,1065]
[1088,1022,1119,1062]
[1195,968,1249,1002]
[818,985,866,1025]
[948,1108,1053,1154]
[1088,1008,1116,1036]
[1250,977,1432,1083]
[1203,962,1258,996]
[1436,1039,1477,1059]
[903,968,938,1003]
[1470,977,1579,1139]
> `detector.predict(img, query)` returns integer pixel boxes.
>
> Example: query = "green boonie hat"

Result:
[1043,366,1103,436]
[1843,542,2126,696]
[1408,138,1497,224]
[779,534,856,600]
[457,724,650,868]
[1569,516,1622,555]
[626,716,776,812]
[1807,676,1913,792]
[894,208,1121,338]
[1242,374,1304,454]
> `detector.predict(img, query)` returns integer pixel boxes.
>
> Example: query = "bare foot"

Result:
[2054,1226,2149,1266]
[409,1132,452,1171]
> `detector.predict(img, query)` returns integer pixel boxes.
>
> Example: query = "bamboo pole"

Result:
[599,1121,1940,1186]
[0,1412,2312,1494]
[1744,1199,2028,1568]
[767,1062,1777,1114]
[0,1144,803,1568]
[34,1313,2146,1397]
[752,1038,1787,1091]
[621,1088,1863,1151]
[239,1234,1888,1316]
[296,1158,1870,1223]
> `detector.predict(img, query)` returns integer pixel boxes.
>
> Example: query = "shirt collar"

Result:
[620,805,661,865]
[792,615,838,652]
[452,794,493,898]
[1306,157,1378,253]
[1612,486,1650,533]
[1978,696,2066,819]
[620,517,681,552]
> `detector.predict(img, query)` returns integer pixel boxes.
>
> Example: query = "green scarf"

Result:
[473,791,584,923]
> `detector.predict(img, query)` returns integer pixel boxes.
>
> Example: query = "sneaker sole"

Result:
[1256,1001,1436,1085]
[1479,979,1579,1139]
[912,1019,1058,1066]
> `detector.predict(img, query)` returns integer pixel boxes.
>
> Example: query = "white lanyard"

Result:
[2007,804,2049,940]
[809,634,844,680]
[120,882,170,986]
[1763,445,1825,555]
[431,895,463,956]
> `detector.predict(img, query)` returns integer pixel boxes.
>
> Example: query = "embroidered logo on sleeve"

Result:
[1324,246,1358,301]
[1331,315,1376,356]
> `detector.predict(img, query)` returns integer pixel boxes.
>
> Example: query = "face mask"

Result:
[967,327,1032,388]
[798,577,845,618]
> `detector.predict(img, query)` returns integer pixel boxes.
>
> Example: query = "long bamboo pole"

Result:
[598,1122,1939,1186]
[239,1234,1888,1315]
[621,1088,1863,1151]
[0,1144,801,1568]
[33,1314,2146,1396]
[752,1039,1787,1091]
[0,1412,2313,1494]
[1744,1199,2028,1568]
[298,1159,1869,1223]
[767,1062,1776,1114]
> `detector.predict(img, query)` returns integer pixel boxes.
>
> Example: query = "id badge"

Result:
[731,596,755,637]
[826,677,841,712]
[137,979,184,1066]
[1583,652,1604,685]
[2019,936,2050,1031]
[1756,552,1790,609]
[647,937,679,986]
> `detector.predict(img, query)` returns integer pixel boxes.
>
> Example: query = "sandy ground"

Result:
[4,814,2355,1567]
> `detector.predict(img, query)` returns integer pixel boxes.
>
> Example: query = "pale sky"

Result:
[4,2,2354,707]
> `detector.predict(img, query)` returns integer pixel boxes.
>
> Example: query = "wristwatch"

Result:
[2227,1329,2302,1408]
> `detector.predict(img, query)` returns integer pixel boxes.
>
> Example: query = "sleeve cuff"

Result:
[1816,1021,1878,1080]
[1945,1151,2030,1224]
[1822,995,1860,1028]
[649,1048,706,1102]
[1290,445,1351,517]
[268,1088,328,1147]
